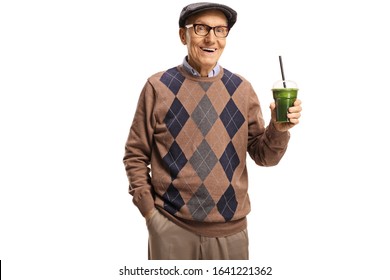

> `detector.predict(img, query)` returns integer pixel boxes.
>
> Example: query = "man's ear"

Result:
[179,28,187,45]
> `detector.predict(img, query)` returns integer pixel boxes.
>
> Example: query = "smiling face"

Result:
[179,10,228,77]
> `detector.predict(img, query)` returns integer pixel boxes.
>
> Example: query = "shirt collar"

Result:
[182,56,220,77]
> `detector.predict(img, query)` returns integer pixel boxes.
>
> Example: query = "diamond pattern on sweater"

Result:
[191,95,218,136]
[188,184,215,221]
[189,140,218,181]
[156,67,247,224]
[163,183,185,215]
[160,67,185,95]
[162,141,187,180]
[219,141,240,182]
[221,69,242,96]
[220,99,245,139]
[164,98,189,138]
[217,184,237,221]
[199,81,212,92]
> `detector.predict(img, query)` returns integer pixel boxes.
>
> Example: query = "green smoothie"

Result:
[272,88,298,122]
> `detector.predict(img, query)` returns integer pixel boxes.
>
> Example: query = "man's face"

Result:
[180,10,228,77]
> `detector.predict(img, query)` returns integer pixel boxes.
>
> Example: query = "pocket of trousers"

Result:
[146,210,170,235]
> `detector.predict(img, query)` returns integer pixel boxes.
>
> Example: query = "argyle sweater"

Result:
[124,65,290,237]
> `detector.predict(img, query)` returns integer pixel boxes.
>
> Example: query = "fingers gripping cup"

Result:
[272,80,298,122]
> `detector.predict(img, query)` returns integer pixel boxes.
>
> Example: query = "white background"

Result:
[1,0,389,279]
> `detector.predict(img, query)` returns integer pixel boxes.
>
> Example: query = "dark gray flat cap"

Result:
[179,2,237,28]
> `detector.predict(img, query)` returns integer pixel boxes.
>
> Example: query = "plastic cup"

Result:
[272,80,298,122]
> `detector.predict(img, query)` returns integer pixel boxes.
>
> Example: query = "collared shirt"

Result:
[182,56,220,77]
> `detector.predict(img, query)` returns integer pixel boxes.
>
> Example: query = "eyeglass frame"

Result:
[185,23,230,38]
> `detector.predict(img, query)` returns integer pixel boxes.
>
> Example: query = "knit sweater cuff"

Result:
[266,121,290,144]
[130,187,155,217]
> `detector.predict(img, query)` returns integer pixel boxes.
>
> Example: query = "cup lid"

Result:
[273,80,298,89]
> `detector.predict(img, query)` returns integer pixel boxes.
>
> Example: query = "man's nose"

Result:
[204,30,216,42]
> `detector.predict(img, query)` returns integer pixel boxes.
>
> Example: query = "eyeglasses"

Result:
[185,24,230,38]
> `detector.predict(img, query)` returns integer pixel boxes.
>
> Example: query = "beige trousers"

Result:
[146,210,249,260]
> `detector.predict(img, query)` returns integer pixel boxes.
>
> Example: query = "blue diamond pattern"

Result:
[187,184,215,221]
[219,141,240,182]
[163,183,185,215]
[217,185,237,221]
[162,141,188,180]
[160,67,185,95]
[164,98,189,138]
[221,69,242,96]
[220,99,245,139]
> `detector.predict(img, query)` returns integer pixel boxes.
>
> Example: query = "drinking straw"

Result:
[279,56,286,88]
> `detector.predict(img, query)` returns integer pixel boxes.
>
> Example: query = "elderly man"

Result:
[123,2,302,260]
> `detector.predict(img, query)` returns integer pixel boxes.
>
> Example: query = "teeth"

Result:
[202,48,215,52]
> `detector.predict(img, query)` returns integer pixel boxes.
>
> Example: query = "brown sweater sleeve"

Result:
[123,81,156,216]
[246,86,290,166]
